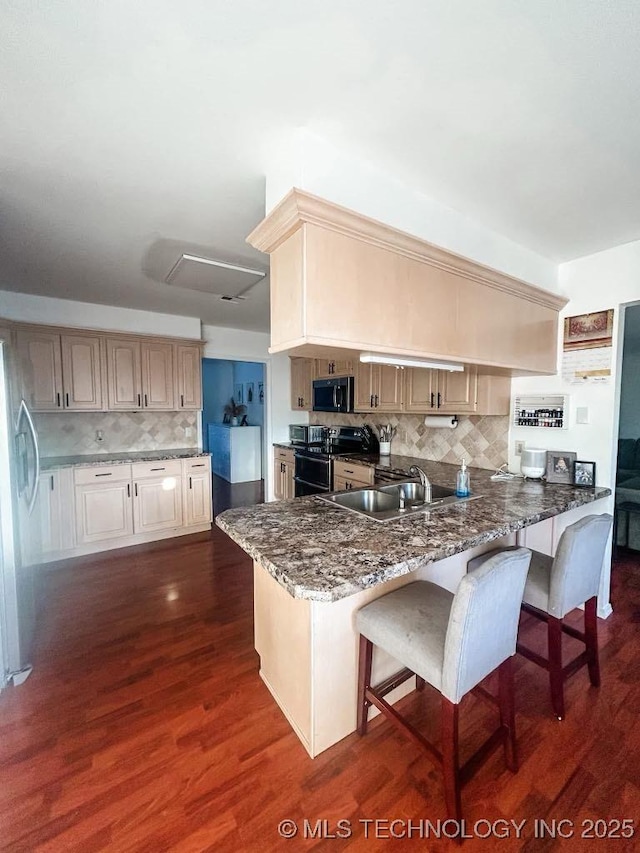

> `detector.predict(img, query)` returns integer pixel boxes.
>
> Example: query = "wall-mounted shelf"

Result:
[513,394,568,429]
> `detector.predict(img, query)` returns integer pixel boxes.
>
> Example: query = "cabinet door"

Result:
[141,342,174,410]
[333,475,348,491]
[61,335,103,410]
[354,362,375,411]
[39,471,61,554]
[75,481,134,544]
[314,359,334,379]
[437,365,478,414]
[107,339,142,409]
[375,365,404,412]
[404,368,437,413]
[176,344,202,410]
[333,358,354,376]
[16,331,63,411]
[290,358,313,410]
[273,458,285,500]
[184,471,212,525]
[134,476,183,533]
[283,461,295,499]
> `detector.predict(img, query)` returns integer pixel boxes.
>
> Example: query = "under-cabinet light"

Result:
[359,353,464,372]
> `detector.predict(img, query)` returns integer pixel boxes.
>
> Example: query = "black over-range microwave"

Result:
[312,376,354,413]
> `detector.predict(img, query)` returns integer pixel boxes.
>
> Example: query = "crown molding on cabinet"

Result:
[248,188,567,312]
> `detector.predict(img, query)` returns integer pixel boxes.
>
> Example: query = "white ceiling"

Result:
[2,1,640,332]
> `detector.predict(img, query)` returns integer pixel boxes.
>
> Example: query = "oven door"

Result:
[294,453,331,496]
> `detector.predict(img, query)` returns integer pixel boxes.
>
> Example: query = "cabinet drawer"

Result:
[274,446,295,464]
[131,459,182,479]
[332,459,374,485]
[74,464,132,485]
[183,456,211,473]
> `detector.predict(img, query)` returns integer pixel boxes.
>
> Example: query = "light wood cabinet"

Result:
[75,479,134,545]
[354,363,403,412]
[314,358,354,379]
[140,341,174,410]
[333,459,374,491]
[133,475,183,534]
[183,457,212,526]
[290,357,314,411]
[273,447,295,500]
[38,468,75,554]
[106,338,176,410]
[17,330,103,411]
[404,365,510,415]
[176,344,202,410]
[248,190,567,376]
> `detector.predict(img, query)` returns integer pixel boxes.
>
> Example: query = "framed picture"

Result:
[258,381,264,404]
[234,383,244,405]
[245,382,254,404]
[545,451,577,484]
[573,460,596,488]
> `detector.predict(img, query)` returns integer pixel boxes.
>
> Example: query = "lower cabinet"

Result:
[75,472,134,545]
[273,446,295,500]
[333,459,374,491]
[132,460,183,534]
[43,455,212,560]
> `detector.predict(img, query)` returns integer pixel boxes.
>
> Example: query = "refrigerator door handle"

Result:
[17,400,40,516]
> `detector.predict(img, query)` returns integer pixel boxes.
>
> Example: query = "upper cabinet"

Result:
[290,357,314,411]
[354,363,403,412]
[17,330,103,411]
[248,190,568,376]
[14,324,203,413]
[404,365,510,415]
[176,344,202,410]
[315,357,354,379]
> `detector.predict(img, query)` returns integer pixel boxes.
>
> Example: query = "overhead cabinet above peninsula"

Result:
[13,323,202,412]
[248,190,568,375]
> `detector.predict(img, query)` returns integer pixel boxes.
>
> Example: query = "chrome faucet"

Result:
[409,465,432,504]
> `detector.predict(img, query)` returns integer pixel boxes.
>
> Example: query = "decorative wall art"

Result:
[561,309,614,384]
[245,382,255,404]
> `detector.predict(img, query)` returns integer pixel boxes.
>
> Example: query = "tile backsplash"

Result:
[35,412,199,458]
[310,412,509,470]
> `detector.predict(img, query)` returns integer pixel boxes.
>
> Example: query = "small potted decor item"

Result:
[376,423,396,456]
[224,397,246,426]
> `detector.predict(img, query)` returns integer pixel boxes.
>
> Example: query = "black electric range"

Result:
[293,426,378,497]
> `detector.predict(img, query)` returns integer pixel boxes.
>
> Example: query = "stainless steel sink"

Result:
[319,481,481,522]
[378,481,456,505]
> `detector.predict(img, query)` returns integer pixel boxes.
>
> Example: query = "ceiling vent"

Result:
[165,254,266,302]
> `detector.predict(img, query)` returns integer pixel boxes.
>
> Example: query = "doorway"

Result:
[201,358,265,516]
[615,302,640,551]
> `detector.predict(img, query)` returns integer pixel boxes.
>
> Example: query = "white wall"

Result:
[201,323,304,500]
[0,290,201,338]
[266,129,558,290]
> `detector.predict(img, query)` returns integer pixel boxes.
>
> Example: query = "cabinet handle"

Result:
[430,392,435,408]
[56,392,61,408]
[95,472,112,477]
[344,469,354,474]
[127,483,131,497]
[181,394,184,407]
[437,392,441,408]
[137,393,141,407]
[192,463,205,468]
[370,394,374,408]
[374,395,379,407]
[135,483,138,497]
[150,467,165,471]
[144,394,148,407]
[189,476,192,489]
[65,393,69,408]
[50,475,54,491]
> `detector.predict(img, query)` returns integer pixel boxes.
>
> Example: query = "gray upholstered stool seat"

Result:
[356,548,531,822]
[467,513,613,720]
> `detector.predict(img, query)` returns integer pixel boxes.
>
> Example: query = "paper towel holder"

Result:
[424,415,458,429]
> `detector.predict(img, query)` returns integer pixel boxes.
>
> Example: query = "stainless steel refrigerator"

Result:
[0,340,40,689]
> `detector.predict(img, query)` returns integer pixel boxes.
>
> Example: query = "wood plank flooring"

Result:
[1,532,639,852]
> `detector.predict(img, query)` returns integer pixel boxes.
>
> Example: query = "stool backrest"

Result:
[550,513,613,618]
[442,548,531,704]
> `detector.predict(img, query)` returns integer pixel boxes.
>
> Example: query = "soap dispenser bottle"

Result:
[456,458,470,497]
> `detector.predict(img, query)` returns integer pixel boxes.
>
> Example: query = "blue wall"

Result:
[201,358,265,452]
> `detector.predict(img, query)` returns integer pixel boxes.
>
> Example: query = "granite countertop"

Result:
[216,458,611,603]
[41,448,210,470]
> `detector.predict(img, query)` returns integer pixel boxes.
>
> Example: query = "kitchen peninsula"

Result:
[217,458,610,757]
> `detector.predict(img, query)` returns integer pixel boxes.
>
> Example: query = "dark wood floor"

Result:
[211,475,264,517]
[1,532,639,852]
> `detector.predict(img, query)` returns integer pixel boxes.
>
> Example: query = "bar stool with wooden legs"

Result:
[468,513,613,721]
[355,548,531,822]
